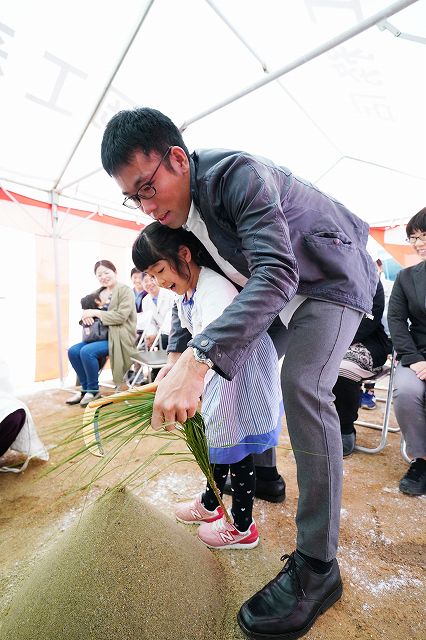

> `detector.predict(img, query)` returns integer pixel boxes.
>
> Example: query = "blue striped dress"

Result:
[177,267,282,464]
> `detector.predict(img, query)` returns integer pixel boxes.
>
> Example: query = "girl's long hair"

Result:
[132,222,215,278]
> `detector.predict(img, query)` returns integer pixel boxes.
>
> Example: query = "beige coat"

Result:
[98,283,137,385]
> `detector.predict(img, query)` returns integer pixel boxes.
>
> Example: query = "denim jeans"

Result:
[67,341,109,393]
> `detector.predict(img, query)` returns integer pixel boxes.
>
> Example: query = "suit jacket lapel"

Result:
[412,261,426,310]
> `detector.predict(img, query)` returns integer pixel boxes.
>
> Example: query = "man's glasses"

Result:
[123,146,172,210]
[406,232,426,245]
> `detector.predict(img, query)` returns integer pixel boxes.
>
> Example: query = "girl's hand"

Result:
[155,352,181,384]
[410,361,426,380]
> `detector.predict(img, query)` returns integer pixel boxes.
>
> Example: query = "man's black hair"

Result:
[101,107,190,177]
[406,207,426,237]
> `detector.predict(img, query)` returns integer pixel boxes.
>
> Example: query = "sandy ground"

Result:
[0,385,425,639]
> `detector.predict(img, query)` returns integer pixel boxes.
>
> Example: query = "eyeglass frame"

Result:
[406,232,426,245]
[122,146,172,209]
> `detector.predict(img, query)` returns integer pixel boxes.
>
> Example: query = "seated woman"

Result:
[333,279,392,456]
[388,207,426,496]
[141,272,176,350]
[66,260,137,407]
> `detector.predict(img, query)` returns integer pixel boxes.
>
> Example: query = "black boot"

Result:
[222,469,286,503]
[333,376,361,457]
[237,551,342,639]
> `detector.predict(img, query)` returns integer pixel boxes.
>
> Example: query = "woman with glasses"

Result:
[387,207,426,496]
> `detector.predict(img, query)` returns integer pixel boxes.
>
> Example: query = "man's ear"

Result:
[169,146,190,174]
[178,245,192,263]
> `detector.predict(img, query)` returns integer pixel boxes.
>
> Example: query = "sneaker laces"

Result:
[279,553,306,599]
[211,517,230,532]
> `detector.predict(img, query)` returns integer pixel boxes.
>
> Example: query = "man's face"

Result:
[131,272,144,292]
[114,147,191,229]
[142,273,160,297]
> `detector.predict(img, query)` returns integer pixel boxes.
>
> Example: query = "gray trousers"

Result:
[393,363,426,459]
[258,299,362,561]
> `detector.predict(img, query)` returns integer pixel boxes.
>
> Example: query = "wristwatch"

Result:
[192,347,214,369]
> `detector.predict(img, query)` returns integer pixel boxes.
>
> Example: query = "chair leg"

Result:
[400,436,413,464]
[355,357,396,454]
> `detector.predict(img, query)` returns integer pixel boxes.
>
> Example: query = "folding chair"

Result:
[354,349,399,455]
[128,328,168,387]
[400,436,413,464]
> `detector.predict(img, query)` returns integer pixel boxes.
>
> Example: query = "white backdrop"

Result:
[0,0,425,390]
[0,0,425,225]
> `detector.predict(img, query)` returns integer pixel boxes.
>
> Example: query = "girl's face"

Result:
[95,266,117,289]
[146,260,188,295]
[99,288,111,305]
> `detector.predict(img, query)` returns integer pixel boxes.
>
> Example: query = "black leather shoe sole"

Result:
[399,479,426,496]
[65,394,83,405]
[237,581,343,640]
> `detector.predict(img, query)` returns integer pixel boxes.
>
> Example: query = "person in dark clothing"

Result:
[333,280,392,456]
[387,207,426,496]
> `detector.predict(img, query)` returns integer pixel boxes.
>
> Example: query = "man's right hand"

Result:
[151,348,208,431]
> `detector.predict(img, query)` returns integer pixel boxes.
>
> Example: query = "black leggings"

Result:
[0,409,26,456]
[202,454,256,531]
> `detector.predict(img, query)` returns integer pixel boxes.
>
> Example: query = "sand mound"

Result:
[1,488,226,640]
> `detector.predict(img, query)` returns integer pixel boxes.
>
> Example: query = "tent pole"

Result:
[53,0,156,191]
[50,191,65,384]
[181,0,419,130]
[205,0,343,154]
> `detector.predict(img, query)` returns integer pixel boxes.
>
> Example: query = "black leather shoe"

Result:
[399,460,426,496]
[342,432,356,457]
[222,474,286,503]
[237,551,343,639]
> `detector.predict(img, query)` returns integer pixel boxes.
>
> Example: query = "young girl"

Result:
[132,223,282,550]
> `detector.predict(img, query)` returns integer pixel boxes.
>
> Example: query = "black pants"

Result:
[333,376,361,435]
[202,454,256,531]
[0,409,26,456]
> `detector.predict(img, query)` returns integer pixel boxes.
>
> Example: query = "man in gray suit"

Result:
[101,107,376,640]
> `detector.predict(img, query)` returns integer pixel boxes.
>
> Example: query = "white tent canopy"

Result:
[1,0,425,226]
[1,0,425,390]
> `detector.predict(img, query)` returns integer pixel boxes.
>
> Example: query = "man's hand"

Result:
[410,361,426,380]
[151,347,210,431]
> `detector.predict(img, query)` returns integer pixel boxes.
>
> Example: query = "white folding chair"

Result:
[128,327,168,387]
[354,349,399,455]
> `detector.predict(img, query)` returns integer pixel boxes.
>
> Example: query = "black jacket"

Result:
[352,280,391,367]
[388,261,426,366]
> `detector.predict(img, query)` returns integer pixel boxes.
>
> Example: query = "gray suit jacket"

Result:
[168,148,377,380]
[388,261,426,366]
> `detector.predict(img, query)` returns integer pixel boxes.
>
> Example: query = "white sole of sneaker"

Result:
[199,537,260,550]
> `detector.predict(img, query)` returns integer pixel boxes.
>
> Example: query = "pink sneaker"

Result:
[198,517,259,550]
[175,495,224,524]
